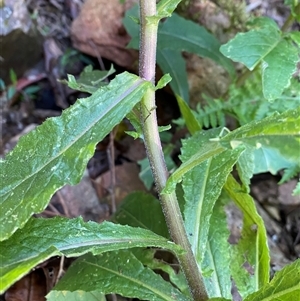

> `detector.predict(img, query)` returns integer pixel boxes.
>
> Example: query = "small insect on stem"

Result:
[144,105,157,122]
[209,127,231,141]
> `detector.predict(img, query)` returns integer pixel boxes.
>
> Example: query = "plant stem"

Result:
[138,1,208,300]
[281,3,300,32]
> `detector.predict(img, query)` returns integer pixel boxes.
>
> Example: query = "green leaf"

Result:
[138,156,154,190]
[261,39,299,100]
[284,0,298,9]
[162,141,226,194]
[290,31,300,46]
[156,0,182,18]
[0,217,183,293]
[165,108,300,195]
[244,259,300,301]
[157,49,189,102]
[176,95,201,133]
[195,95,228,128]
[224,175,270,297]
[293,181,300,195]
[201,197,232,299]
[126,109,144,139]
[23,85,41,96]
[159,125,172,133]
[139,144,176,190]
[0,72,151,241]
[220,25,299,100]
[252,147,296,174]
[246,16,279,31]
[9,69,17,85]
[157,13,235,77]
[279,165,300,184]
[123,6,140,49]
[46,291,105,301]
[0,245,60,295]
[285,1,300,22]
[60,64,116,93]
[7,85,16,100]
[156,73,172,90]
[48,250,190,301]
[132,248,191,297]
[0,78,5,90]
[193,70,299,128]
[220,22,280,70]
[124,9,190,102]
[181,129,244,266]
[221,108,300,176]
[112,191,169,238]
[123,7,235,88]
[236,147,254,191]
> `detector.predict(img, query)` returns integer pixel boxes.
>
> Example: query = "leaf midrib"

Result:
[86,260,183,301]
[158,29,216,53]
[1,78,144,198]
[2,237,169,269]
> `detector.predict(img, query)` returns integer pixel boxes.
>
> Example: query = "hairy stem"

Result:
[138,1,208,300]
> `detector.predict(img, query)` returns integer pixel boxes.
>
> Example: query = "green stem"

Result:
[138,1,208,300]
[281,3,300,32]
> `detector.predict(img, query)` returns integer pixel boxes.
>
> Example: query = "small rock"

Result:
[71,0,138,69]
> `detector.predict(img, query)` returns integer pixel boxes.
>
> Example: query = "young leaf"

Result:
[156,0,182,18]
[244,259,300,301]
[0,217,183,293]
[220,22,299,100]
[46,291,106,301]
[156,73,172,90]
[224,175,270,297]
[157,49,189,102]
[111,191,169,238]
[176,95,201,133]
[126,109,144,139]
[60,65,116,94]
[48,251,190,301]
[0,72,151,241]
[201,197,232,299]
[181,129,244,267]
